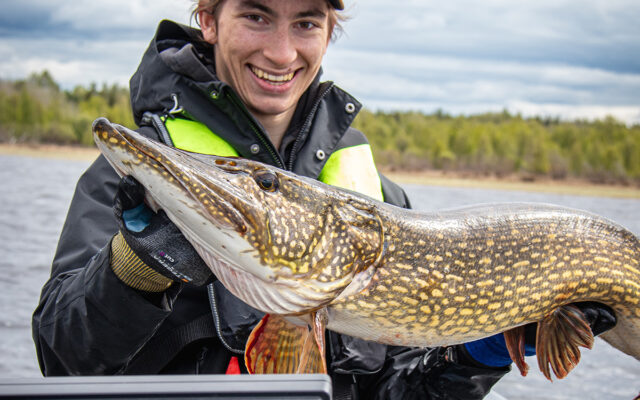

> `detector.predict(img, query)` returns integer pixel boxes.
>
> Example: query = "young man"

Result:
[32,1,614,399]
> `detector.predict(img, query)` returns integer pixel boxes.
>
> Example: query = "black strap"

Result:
[125,313,216,374]
[141,111,174,146]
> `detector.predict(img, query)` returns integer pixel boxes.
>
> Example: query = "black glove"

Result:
[113,175,214,286]
[572,301,617,336]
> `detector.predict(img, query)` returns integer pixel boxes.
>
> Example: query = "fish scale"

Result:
[92,118,640,388]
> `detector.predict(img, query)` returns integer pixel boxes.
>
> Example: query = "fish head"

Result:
[93,118,384,314]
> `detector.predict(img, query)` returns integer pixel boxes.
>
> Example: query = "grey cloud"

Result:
[0,36,149,88]
[325,48,640,103]
[0,0,73,38]
[0,0,192,87]
[322,46,640,123]
[340,0,640,73]
[0,0,191,39]
[0,0,638,124]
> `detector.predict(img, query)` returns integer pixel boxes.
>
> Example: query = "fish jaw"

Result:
[91,119,280,301]
[91,118,366,314]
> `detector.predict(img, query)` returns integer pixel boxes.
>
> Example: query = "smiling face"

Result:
[200,0,332,130]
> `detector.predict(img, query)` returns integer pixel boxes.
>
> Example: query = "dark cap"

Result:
[328,0,344,10]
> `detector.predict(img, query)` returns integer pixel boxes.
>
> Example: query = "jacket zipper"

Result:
[224,91,286,170]
[207,284,244,354]
[286,83,334,171]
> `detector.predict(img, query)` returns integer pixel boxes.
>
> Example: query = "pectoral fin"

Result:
[536,304,594,380]
[245,313,327,374]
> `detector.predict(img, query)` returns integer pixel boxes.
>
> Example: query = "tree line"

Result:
[1,71,639,185]
[352,109,640,185]
[0,71,134,146]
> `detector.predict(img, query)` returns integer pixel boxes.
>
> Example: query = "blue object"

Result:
[122,204,153,232]
[464,333,536,367]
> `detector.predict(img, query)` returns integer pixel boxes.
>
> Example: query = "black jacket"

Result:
[32,20,509,399]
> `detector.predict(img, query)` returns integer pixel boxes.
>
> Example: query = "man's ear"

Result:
[199,10,218,44]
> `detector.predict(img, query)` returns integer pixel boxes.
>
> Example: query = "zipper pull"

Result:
[168,93,183,115]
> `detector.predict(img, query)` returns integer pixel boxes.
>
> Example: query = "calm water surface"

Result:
[0,154,638,399]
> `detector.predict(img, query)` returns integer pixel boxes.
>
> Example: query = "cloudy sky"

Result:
[1,0,639,124]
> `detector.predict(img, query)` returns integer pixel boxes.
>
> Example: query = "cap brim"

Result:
[328,0,344,10]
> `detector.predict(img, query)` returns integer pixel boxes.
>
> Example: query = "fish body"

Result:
[328,203,640,353]
[93,118,640,379]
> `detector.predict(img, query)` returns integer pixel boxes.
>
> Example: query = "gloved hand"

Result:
[464,301,616,368]
[111,175,213,290]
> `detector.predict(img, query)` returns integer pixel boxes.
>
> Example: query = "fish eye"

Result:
[253,169,279,192]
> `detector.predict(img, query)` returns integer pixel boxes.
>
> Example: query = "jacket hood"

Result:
[129,20,362,178]
[130,20,215,126]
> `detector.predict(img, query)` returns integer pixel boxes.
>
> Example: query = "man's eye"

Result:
[298,21,317,30]
[245,14,264,23]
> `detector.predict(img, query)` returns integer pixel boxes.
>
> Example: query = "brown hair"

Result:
[191,0,347,42]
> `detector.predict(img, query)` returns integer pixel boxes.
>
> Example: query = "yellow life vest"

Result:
[163,117,383,201]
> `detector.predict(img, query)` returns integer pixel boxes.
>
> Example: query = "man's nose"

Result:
[263,26,297,67]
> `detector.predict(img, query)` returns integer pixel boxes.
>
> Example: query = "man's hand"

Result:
[112,175,214,288]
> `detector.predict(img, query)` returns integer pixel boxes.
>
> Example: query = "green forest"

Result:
[0,71,134,146]
[2,71,639,185]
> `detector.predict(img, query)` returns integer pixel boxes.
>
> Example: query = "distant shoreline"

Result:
[383,170,640,199]
[0,142,100,161]
[2,142,639,199]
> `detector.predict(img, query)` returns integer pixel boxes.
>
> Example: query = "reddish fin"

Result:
[504,325,530,376]
[296,326,324,374]
[297,310,328,374]
[536,305,594,380]
[245,314,326,374]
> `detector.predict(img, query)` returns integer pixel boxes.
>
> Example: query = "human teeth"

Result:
[251,67,294,83]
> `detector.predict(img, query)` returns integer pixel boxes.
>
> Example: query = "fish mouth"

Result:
[92,118,343,314]
[92,118,249,233]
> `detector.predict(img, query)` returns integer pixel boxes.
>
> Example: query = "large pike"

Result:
[93,118,640,382]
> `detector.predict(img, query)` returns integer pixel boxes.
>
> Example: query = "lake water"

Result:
[0,154,638,399]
